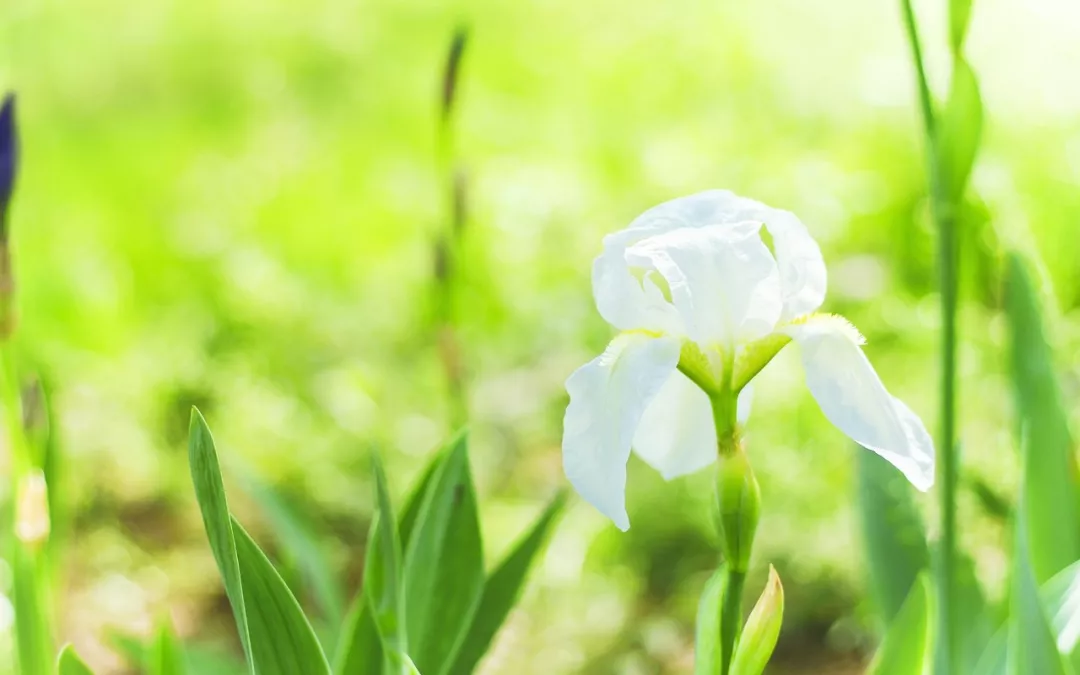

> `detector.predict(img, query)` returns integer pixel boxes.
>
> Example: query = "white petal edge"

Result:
[782,317,935,491]
[633,370,716,480]
[562,333,681,529]
[624,223,783,345]
[624,190,827,321]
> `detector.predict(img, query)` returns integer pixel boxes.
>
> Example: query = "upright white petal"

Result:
[626,190,827,321]
[592,227,686,335]
[562,333,681,529]
[782,317,935,490]
[633,371,717,480]
[625,223,782,345]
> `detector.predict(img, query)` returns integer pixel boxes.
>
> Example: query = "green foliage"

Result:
[870,575,932,675]
[55,645,95,675]
[188,408,331,675]
[366,452,408,666]
[857,448,929,624]
[949,0,974,52]
[402,433,484,675]
[937,58,983,203]
[694,568,727,675]
[448,490,568,675]
[1008,516,1070,675]
[148,618,187,675]
[1004,254,1080,583]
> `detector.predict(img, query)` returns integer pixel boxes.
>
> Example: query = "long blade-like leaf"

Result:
[869,574,932,675]
[1005,255,1080,583]
[1010,513,1069,675]
[148,618,187,675]
[366,452,407,660]
[938,58,983,203]
[403,432,484,675]
[448,491,568,675]
[233,517,333,675]
[187,408,254,672]
[694,568,727,675]
[857,448,930,624]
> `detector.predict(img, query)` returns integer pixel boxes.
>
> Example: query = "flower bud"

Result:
[730,565,785,675]
[15,470,50,547]
[713,447,760,573]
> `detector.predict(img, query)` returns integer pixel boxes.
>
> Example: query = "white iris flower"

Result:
[562,190,935,530]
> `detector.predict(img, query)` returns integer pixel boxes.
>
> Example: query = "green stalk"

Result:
[900,1,959,671]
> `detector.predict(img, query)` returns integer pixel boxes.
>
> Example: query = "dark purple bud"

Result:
[440,27,469,122]
[0,94,17,234]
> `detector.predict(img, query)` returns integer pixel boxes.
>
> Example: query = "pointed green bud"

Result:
[730,566,785,675]
[714,447,760,572]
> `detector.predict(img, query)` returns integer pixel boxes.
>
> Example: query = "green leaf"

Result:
[694,568,727,675]
[244,475,345,626]
[856,448,930,624]
[56,645,95,675]
[1009,514,1070,675]
[947,548,994,672]
[949,0,974,52]
[187,408,254,673]
[366,452,407,660]
[233,517,333,675]
[13,540,53,675]
[937,58,983,202]
[334,447,448,675]
[1005,254,1080,583]
[448,491,568,675]
[148,618,186,675]
[869,574,932,675]
[109,632,243,675]
[729,566,784,675]
[403,432,484,675]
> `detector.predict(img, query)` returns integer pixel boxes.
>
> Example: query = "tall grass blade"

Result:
[1009,513,1069,675]
[937,58,983,203]
[448,490,568,675]
[56,645,95,675]
[1004,254,1080,583]
[403,432,484,675]
[869,574,933,675]
[366,452,408,663]
[148,618,187,675]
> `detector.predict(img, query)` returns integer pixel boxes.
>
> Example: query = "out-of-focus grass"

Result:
[1,0,1079,672]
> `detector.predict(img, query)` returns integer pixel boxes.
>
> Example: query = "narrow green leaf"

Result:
[13,541,53,675]
[1010,513,1070,675]
[937,58,983,202]
[148,618,186,675]
[729,566,784,675]
[56,645,95,675]
[694,568,727,675]
[948,548,994,672]
[399,437,456,546]
[403,432,484,675]
[245,476,345,626]
[232,518,332,675]
[870,575,932,675]
[187,408,254,672]
[949,0,974,52]
[333,597,383,675]
[109,632,243,675]
[448,491,568,675]
[366,452,407,659]
[1005,254,1080,583]
[857,448,930,624]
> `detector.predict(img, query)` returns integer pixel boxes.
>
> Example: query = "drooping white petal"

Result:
[625,190,827,321]
[782,316,935,490]
[562,333,681,529]
[633,371,716,480]
[624,223,782,345]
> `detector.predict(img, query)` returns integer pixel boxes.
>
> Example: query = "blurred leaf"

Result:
[403,431,484,675]
[937,58,983,202]
[233,518,332,675]
[333,599,384,675]
[966,474,1011,523]
[870,574,932,675]
[148,618,186,675]
[948,548,995,672]
[729,566,784,675]
[1009,514,1070,675]
[439,26,469,122]
[1042,559,1080,670]
[949,0,974,52]
[187,408,255,672]
[110,632,243,675]
[56,645,94,675]
[245,475,345,626]
[13,542,53,675]
[857,448,929,623]
[366,452,407,660]
[1004,254,1080,583]
[694,568,727,675]
[448,490,568,675]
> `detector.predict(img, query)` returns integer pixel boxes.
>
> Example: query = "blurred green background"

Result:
[2,0,1079,672]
